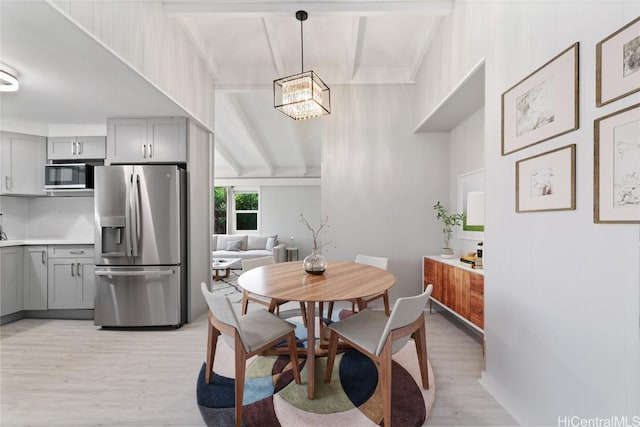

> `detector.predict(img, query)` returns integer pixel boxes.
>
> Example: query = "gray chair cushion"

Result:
[328,287,433,356]
[328,309,389,354]
[238,309,296,352]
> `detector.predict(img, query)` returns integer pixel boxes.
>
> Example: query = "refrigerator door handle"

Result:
[127,173,135,257]
[131,174,141,257]
[95,269,175,277]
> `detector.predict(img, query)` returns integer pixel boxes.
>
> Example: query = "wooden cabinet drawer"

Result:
[48,245,94,258]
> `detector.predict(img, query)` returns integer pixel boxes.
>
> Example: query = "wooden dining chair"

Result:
[326,254,390,322]
[324,285,433,427]
[241,256,307,325]
[200,282,301,427]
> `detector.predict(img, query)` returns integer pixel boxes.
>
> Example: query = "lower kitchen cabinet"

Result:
[1,246,24,316]
[23,246,48,310]
[47,246,95,309]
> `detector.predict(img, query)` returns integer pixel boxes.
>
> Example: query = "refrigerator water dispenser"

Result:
[100,216,126,257]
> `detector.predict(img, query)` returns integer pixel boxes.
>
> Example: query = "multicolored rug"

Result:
[196,314,435,426]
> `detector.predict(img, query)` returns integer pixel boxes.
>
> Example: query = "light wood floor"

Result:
[0,305,516,426]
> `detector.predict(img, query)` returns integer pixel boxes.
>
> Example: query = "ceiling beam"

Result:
[408,16,442,82]
[164,1,453,16]
[213,135,243,175]
[262,17,284,77]
[347,16,366,80]
[220,93,276,175]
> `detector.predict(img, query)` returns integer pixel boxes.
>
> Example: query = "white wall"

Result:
[321,84,449,301]
[415,1,640,423]
[26,197,94,239]
[449,107,485,256]
[260,185,321,259]
[0,196,93,240]
[51,0,215,130]
[187,121,212,322]
[0,197,27,240]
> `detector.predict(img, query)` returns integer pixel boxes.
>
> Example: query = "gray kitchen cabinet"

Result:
[47,246,95,309]
[0,246,24,316]
[23,246,48,310]
[0,131,46,196]
[106,117,186,163]
[47,136,106,160]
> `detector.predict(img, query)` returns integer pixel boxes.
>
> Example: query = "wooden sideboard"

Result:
[423,255,484,332]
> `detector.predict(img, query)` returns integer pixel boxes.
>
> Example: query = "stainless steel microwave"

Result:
[44,163,94,190]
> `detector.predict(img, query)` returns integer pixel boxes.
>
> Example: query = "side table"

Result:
[285,247,299,261]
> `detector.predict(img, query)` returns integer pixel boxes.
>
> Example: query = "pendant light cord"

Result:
[300,16,304,73]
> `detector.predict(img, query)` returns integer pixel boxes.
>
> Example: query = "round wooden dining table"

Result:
[238,260,395,399]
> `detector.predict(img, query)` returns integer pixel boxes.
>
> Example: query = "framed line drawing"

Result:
[516,144,576,213]
[596,16,640,107]
[594,103,640,223]
[502,43,579,156]
[457,168,484,240]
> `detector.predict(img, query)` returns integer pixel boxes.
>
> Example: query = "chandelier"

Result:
[274,10,330,120]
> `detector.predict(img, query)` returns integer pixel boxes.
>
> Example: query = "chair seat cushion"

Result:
[328,309,388,354]
[239,309,296,352]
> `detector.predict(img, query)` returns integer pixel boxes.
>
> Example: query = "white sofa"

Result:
[211,234,286,266]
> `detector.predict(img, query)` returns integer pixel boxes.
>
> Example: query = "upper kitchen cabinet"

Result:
[0,131,46,196]
[106,118,187,164]
[47,136,106,160]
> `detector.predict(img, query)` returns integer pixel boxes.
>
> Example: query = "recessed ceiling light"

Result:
[0,69,19,92]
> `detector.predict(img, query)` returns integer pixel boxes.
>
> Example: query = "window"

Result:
[213,187,227,234]
[234,191,259,231]
[213,187,260,233]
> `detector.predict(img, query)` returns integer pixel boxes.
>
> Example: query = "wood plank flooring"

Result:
[0,305,516,426]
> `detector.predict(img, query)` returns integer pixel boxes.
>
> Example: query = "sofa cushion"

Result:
[266,235,278,251]
[216,234,247,251]
[247,235,269,250]
[226,240,242,251]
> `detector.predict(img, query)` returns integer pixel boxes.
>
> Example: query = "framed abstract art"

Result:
[594,103,640,223]
[516,144,576,213]
[596,17,640,107]
[502,43,579,156]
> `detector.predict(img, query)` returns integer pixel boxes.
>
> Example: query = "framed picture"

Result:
[594,103,640,223]
[457,169,484,240]
[502,43,579,156]
[516,144,576,213]
[596,17,640,107]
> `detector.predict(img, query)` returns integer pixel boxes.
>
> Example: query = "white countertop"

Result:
[424,254,484,276]
[0,239,94,247]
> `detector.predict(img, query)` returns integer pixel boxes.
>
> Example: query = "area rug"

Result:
[196,313,435,426]
[209,273,244,303]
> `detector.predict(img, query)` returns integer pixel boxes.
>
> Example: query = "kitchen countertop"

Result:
[0,239,94,247]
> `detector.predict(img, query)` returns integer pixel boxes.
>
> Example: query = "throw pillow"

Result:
[247,235,269,250]
[266,236,278,251]
[226,240,242,251]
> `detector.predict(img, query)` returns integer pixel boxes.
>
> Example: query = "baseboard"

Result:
[0,311,26,325]
[24,309,94,320]
[1,309,95,325]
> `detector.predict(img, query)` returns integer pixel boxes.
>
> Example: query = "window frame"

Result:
[231,187,260,234]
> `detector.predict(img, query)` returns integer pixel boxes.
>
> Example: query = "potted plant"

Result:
[433,201,465,258]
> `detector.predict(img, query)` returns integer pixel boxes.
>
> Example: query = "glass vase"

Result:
[303,249,327,275]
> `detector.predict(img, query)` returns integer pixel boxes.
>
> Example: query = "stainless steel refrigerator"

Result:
[93,165,186,327]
